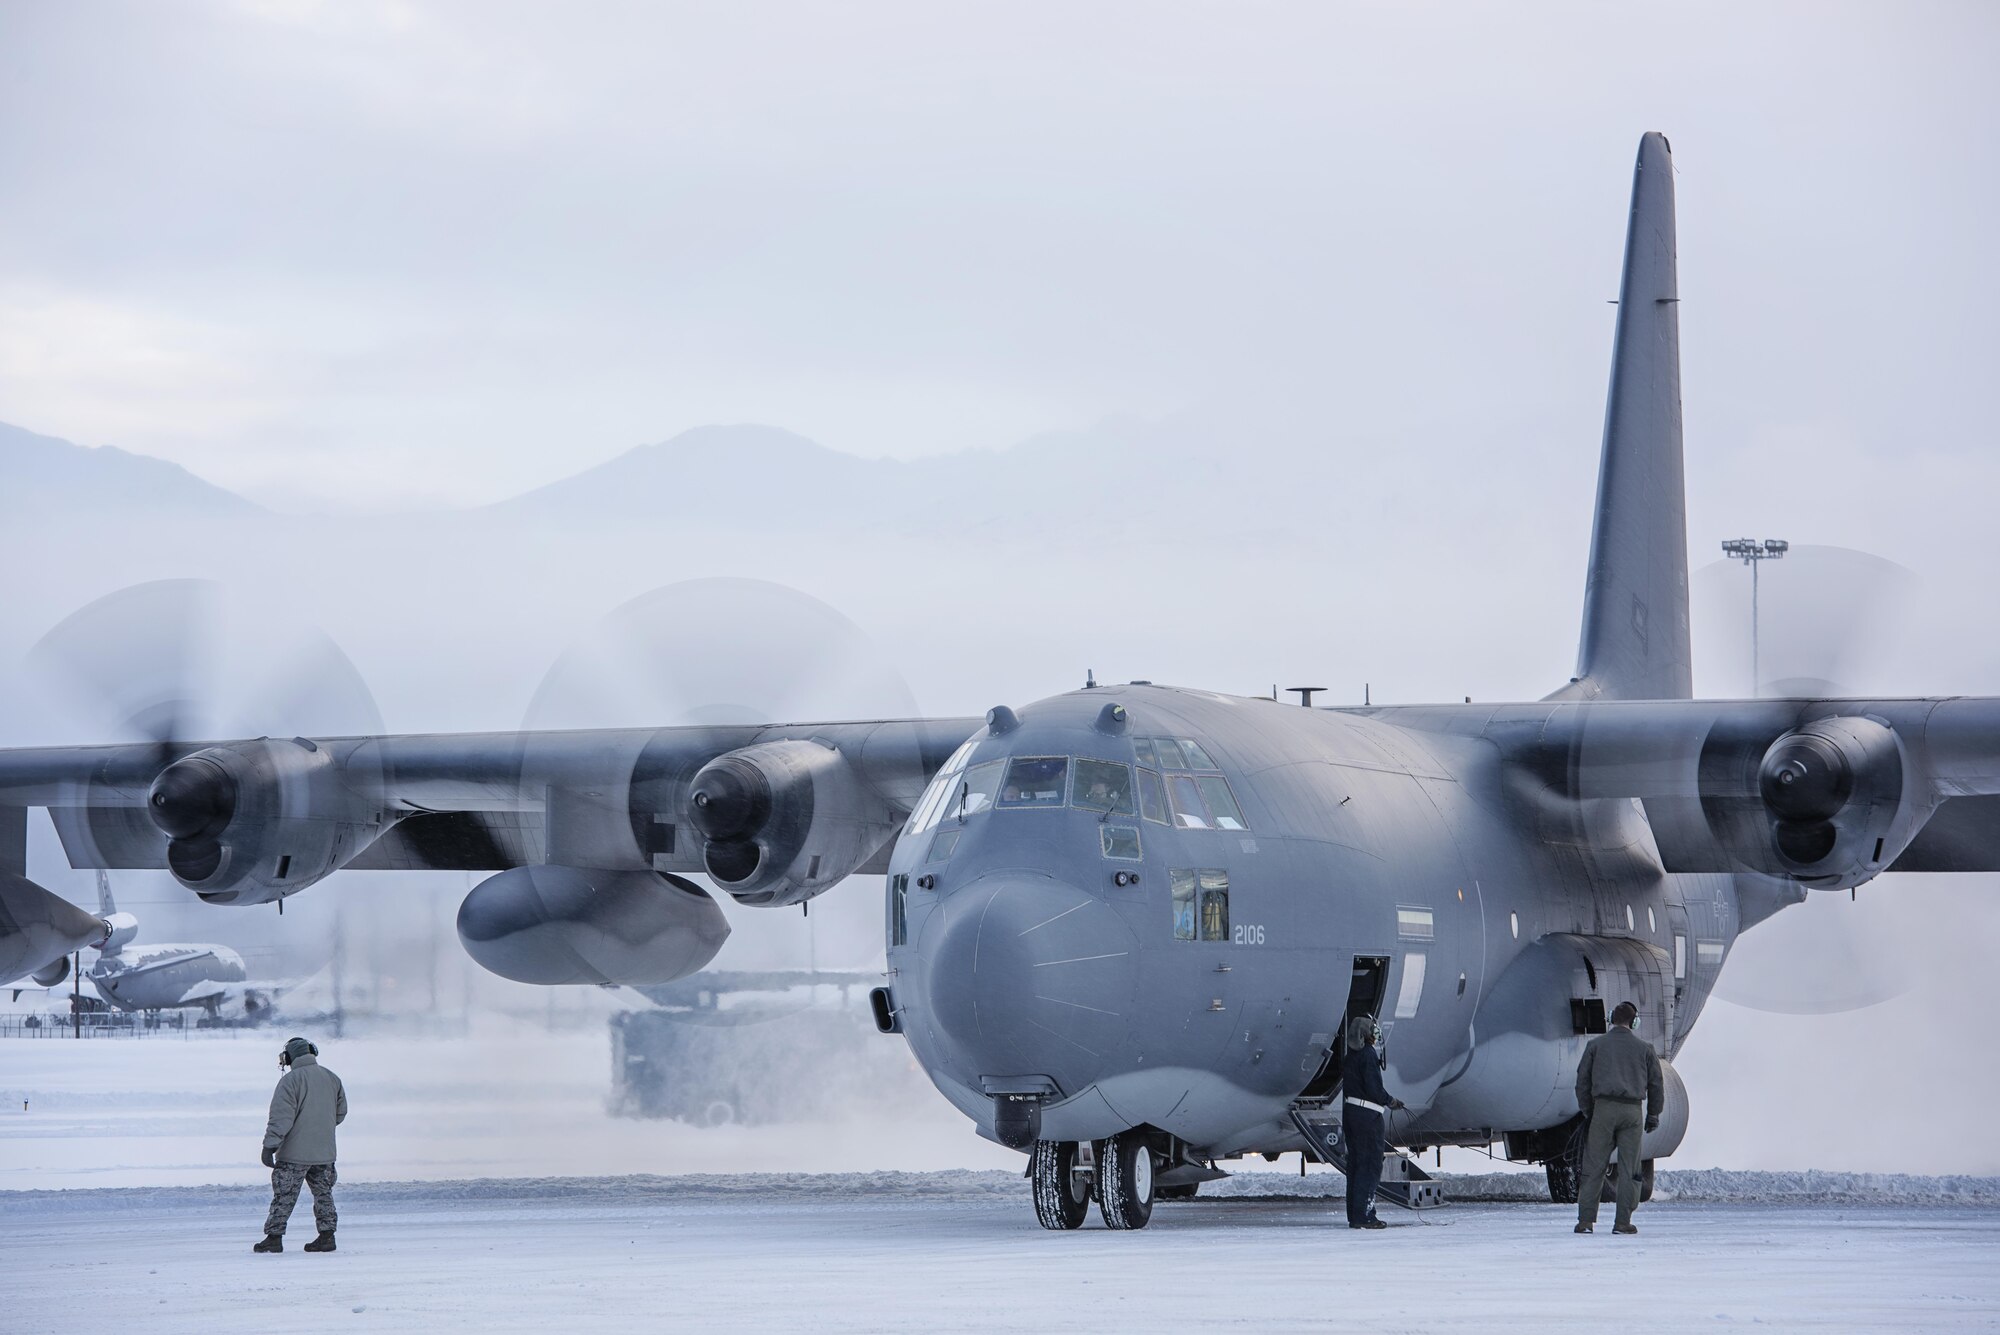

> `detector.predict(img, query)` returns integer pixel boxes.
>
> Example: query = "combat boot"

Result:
[1613,1223,1639,1235]
[303,1231,336,1252]
[253,1234,283,1253]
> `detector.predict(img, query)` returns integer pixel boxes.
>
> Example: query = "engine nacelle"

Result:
[1705,716,1916,890]
[687,740,897,907]
[456,865,730,986]
[31,956,71,988]
[100,912,139,954]
[147,739,384,905]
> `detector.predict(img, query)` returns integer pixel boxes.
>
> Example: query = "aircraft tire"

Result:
[1096,1132,1155,1230]
[1545,1157,1578,1204]
[1031,1140,1090,1230]
[1546,1119,1585,1204]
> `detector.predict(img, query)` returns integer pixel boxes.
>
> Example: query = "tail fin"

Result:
[96,869,115,917]
[1556,132,1690,702]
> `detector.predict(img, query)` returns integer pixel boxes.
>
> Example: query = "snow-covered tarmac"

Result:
[7,1032,2000,1332]
[9,1173,2000,1334]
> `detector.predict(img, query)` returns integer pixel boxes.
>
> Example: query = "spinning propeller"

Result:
[1691,546,1922,1015]
[522,577,919,979]
[21,579,385,887]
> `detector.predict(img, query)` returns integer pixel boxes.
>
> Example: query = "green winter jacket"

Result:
[263,1054,347,1165]
[1575,1024,1664,1119]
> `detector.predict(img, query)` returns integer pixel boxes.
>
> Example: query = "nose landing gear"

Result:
[1030,1133,1158,1230]
[1096,1131,1156,1230]
[1030,1139,1090,1230]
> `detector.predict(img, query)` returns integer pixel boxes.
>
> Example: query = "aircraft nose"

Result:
[919,872,1138,1096]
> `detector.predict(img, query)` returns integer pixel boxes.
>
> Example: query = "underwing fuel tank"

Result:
[456,865,730,986]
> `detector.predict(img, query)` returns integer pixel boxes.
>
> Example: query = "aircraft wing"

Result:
[0,718,980,982]
[1376,695,2000,882]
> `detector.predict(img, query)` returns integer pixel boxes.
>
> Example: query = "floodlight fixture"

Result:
[1721,537,1789,695]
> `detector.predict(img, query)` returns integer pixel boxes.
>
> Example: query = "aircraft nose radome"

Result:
[922,873,1138,1094]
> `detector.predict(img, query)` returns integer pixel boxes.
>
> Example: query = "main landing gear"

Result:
[1544,1120,1654,1205]
[1030,1132,1158,1231]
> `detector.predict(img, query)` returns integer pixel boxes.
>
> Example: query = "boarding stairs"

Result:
[1289,1102,1446,1211]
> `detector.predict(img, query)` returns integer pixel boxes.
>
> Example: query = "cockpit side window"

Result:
[908,738,981,833]
[1134,737,1160,768]
[1194,776,1248,831]
[1072,759,1136,815]
[998,756,1069,807]
[956,760,1003,818]
[1166,774,1213,829]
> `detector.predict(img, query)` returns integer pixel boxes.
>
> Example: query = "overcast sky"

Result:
[1,1,1994,508]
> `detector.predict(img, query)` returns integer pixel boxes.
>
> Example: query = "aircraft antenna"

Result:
[1286,687,1326,708]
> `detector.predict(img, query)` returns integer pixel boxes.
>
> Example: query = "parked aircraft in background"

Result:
[82,872,290,1019]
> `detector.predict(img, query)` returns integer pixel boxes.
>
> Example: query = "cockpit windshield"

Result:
[1072,758,1136,815]
[998,756,1068,807]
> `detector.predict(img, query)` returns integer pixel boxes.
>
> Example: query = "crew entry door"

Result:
[1297,955,1391,1102]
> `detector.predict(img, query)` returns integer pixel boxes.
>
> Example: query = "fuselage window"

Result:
[1696,940,1724,969]
[928,827,963,862]
[1101,825,1141,860]
[1136,768,1170,825]
[1199,868,1230,941]
[1673,934,1687,979]
[1394,952,1427,1018]
[998,756,1068,807]
[1171,869,1197,940]
[1073,759,1137,815]
[1397,906,1434,940]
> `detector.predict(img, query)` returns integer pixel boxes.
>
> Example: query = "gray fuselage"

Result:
[887,685,1732,1160]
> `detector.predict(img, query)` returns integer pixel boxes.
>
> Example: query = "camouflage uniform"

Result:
[265,1161,338,1236]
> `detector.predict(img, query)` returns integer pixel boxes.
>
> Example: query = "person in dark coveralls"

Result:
[254,1036,347,1254]
[1341,1016,1405,1230]
[1573,1001,1664,1235]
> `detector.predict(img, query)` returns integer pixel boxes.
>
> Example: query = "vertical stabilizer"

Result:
[96,869,115,917]
[1558,132,1690,701]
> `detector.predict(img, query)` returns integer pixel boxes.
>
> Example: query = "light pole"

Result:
[1721,538,1789,696]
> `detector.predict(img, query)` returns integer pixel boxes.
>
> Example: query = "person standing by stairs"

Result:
[254,1036,347,1254]
[1341,1016,1405,1230]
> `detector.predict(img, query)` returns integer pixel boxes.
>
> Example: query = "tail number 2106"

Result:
[1233,924,1266,946]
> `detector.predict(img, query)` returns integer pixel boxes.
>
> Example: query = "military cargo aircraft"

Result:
[1,132,1992,1228]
